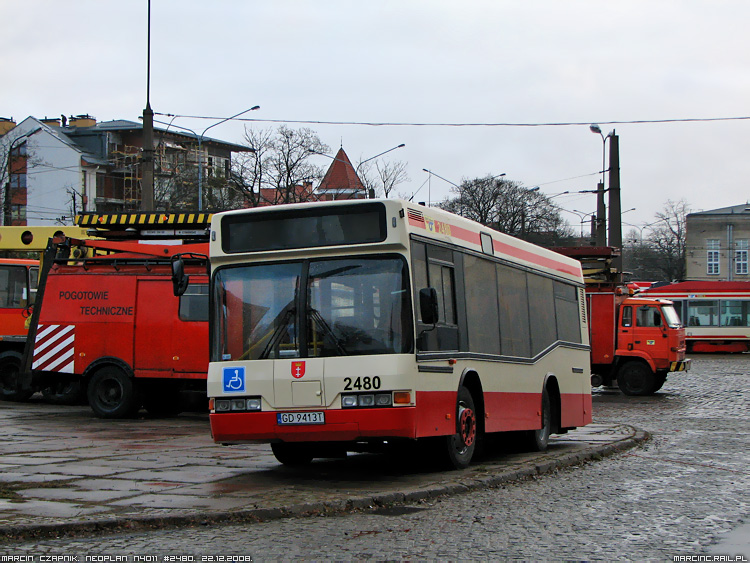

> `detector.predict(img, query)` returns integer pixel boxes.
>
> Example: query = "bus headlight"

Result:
[215,399,232,412]
[342,392,396,408]
[212,397,261,413]
[342,395,358,407]
[375,393,392,406]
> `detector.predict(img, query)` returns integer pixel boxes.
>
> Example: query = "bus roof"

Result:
[211,199,584,284]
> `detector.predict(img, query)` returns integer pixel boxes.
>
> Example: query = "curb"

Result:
[0,428,650,543]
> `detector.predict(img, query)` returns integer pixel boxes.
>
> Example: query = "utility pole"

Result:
[140,0,155,212]
[608,131,622,281]
[595,182,607,246]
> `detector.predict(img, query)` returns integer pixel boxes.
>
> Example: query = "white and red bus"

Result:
[198,199,592,469]
[640,281,750,353]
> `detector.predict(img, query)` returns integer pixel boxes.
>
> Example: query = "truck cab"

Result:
[615,296,688,392]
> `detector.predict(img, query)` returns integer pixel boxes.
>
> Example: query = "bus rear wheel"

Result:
[0,351,33,402]
[521,387,551,452]
[442,386,477,470]
[87,366,141,419]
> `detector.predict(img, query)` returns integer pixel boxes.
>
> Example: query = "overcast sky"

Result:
[3,1,748,230]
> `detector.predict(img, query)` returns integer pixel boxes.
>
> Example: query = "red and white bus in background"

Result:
[181,199,592,469]
[640,281,750,353]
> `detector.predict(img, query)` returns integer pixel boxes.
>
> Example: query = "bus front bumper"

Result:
[210,407,418,444]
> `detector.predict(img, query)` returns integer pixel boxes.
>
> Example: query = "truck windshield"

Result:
[213,256,413,361]
[661,304,682,328]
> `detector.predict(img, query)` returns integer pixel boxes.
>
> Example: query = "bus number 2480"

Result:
[343,376,381,391]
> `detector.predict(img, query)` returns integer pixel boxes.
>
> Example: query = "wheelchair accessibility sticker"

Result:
[223,366,246,393]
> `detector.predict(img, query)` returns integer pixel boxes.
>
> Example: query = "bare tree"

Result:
[646,199,690,281]
[0,131,46,225]
[439,175,574,243]
[231,126,329,206]
[358,160,409,198]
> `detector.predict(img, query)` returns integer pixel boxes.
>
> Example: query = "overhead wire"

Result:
[155,112,750,128]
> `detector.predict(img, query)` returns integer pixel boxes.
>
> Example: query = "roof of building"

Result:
[67,119,250,152]
[317,148,365,194]
[688,204,750,217]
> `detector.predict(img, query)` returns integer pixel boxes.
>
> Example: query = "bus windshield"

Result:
[213,256,413,361]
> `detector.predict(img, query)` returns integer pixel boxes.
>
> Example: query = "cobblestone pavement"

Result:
[1,356,748,560]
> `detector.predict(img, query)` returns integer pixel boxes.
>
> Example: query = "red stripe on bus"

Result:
[409,216,580,277]
[210,389,592,444]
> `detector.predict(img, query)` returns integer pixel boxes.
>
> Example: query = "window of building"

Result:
[707,239,720,275]
[735,239,748,275]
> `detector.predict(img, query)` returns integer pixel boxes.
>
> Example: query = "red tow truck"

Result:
[555,247,691,395]
[17,234,210,418]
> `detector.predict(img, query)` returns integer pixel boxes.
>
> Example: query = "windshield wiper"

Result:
[259,305,296,360]
[308,307,348,356]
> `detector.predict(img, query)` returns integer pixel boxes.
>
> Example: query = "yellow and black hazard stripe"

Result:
[75,213,213,228]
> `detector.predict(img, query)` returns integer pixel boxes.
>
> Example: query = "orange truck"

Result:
[555,246,690,395]
[586,286,690,394]
[14,235,210,417]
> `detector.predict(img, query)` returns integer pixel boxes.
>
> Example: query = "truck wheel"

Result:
[87,366,141,418]
[41,380,85,405]
[271,442,314,466]
[0,351,33,402]
[442,386,477,469]
[521,387,552,452]
[651,373,668,393]
[617,362,655,396]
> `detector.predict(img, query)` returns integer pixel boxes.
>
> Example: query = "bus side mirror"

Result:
[419,288,439,326]
[171,257,189,297]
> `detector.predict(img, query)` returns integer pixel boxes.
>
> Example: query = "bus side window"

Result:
[410,241,428,322]
[428,262,456,325]
[622,306,632,327]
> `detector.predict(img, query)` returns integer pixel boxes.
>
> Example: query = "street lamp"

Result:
[421,170,506,210]
[589,124,614,187]
[520,186,540,238]
[421,168,460,211]
[570,209,597,239]
[197,106,259,211]
[151,111,258,210]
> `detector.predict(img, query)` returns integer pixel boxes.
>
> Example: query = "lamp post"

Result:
[519,186,540,239]
[421,169,506,212]
[197,106,259,211]
[570,209,597,240]
[151,114,258,210]
[589,124,613,247]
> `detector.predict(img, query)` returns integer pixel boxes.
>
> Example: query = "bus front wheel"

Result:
[271,442,314,466]
[443,386,477,470]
